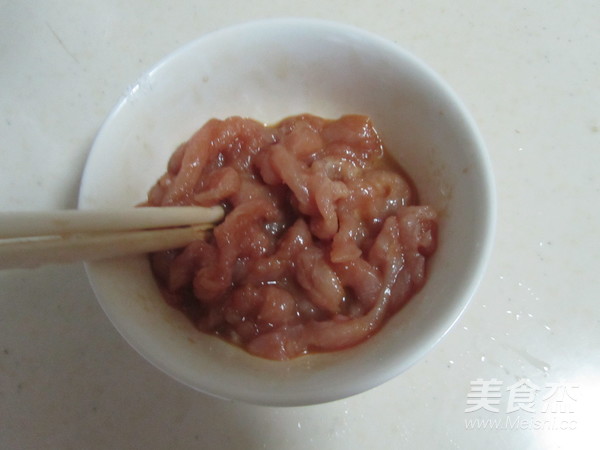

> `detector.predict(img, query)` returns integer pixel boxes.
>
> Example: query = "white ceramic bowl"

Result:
[79,18,494,406]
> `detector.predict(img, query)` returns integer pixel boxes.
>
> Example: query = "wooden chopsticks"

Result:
[0,206,224,269]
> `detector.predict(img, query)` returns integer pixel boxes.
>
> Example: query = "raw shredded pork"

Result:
[146,114,437,360]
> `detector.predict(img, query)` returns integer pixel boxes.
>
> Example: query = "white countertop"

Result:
[1,1,599,449]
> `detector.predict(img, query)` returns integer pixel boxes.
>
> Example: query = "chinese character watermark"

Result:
[541,382,579,414]
[506,378,540,413]
[464,378,580,431]
[465,378,504,413]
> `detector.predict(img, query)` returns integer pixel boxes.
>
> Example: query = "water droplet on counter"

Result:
[504,344,551,375]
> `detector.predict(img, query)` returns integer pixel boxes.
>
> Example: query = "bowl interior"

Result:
[79,19,494,406]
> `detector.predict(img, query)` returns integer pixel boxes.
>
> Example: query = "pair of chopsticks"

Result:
[0,206,224,270]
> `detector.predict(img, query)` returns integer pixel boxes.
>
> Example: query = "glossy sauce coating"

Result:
[147,114,437,360]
